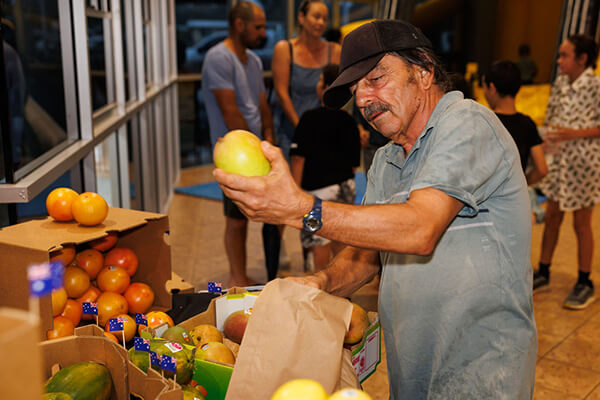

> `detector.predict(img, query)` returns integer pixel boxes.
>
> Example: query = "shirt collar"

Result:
[570,67,595,91]
[383,91,464,167]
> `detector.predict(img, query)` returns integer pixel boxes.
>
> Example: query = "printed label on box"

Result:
[351,321,381,382]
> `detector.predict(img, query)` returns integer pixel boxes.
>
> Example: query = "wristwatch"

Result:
[302,196,323,233]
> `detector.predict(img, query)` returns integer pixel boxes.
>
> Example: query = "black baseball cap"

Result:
[323,20,432,109]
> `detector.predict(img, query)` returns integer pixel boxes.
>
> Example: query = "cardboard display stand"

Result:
[0,207,172,337]
[75,324,182,400]
[39,334,129,400]
[1,307,44,400]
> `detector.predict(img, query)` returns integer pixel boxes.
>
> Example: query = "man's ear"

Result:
[419,68,433,89]
[234,17,245,33]
[577,52,589,67]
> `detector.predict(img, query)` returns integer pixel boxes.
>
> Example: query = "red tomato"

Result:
[97,266,130,294]
[104,247,139,277]
[76,249,104,279]
[124,282,155,314]
[47,316,75,340]
[89,231,118,252]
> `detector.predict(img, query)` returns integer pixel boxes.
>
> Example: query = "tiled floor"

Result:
[169,165,600,399]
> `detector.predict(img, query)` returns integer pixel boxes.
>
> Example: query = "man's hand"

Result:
[285,272,328,291]
[214,141,313,228]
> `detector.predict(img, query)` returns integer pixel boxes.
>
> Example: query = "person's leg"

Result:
[262,223,280,281]
[573,207,594,273]
[223,195,254,287]
[563,207,596,309]
[539,200,565,264]
[533,199,564,292]
[225,216,249,287]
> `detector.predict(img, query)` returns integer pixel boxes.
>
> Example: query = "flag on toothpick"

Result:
[82,302,98,315]
[108,317,124,332]
[160,354,177,373]
[150,351,161,366]
[135,313,148,326]
[208,281,222,293]
[134,337,150,352]
[28,262,64,297]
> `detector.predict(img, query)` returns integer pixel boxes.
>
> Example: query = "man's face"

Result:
[241,7,267,49]
[557,39,585,80]
[350,54,422,144]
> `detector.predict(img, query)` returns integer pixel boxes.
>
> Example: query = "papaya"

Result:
[128,346,150,373]
[43,393,74,400]
[44,361,113,400]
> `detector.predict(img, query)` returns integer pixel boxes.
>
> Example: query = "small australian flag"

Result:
[208,281,222,293]
[108,317,124,332]
[28,261,64,297]
[134,337,150,352]
[150,351,162,366]
[82,302,98,315]
[135,313,148,326]
[160,354,177,373]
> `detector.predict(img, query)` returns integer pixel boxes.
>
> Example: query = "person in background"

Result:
[215,20,536,398]
[290,64,360,271]
[533,34,600,309]
[353,106,388,178]
[202,1,279,287]
[483,60,548,186]
[516,43,538,84]
[270,0,342,270]
[271,0,341,161]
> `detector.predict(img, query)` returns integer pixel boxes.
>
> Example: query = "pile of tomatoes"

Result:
[48,232,159,342]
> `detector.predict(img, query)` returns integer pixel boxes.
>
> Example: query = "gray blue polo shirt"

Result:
[366,91,537,399]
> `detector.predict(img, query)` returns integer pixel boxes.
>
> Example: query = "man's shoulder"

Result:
[205,42,229,60]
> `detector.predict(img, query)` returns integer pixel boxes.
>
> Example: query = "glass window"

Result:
[88,15,119,113]
[1,2,69,178]
[94,131,120,207]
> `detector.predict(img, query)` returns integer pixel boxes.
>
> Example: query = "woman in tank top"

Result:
[272,0,341,162]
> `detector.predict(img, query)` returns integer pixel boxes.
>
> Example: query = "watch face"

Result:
[306,217,320,230]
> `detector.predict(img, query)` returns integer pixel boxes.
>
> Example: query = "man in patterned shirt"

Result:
[534,34,600,309]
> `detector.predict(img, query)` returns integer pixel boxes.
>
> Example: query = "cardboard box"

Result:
[0,307,44,400]
[39,334,129,400]
[74,324,183,400]
[349,311,381,383]
[0,207,172,336]
[177,283,363,400]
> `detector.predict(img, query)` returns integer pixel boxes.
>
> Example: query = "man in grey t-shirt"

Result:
[202,1,276,288]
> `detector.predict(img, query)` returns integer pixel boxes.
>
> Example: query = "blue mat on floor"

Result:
[175,171,367,205]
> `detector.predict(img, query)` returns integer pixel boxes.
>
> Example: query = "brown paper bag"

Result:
[225,278,355,399]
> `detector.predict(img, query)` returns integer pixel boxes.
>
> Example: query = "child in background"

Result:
[290,64,360,271]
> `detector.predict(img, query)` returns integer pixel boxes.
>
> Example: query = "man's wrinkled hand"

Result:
[213,141,313,227]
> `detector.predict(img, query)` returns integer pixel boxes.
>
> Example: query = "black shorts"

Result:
[223,194,246,220]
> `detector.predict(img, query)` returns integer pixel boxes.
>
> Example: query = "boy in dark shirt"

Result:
[483,60,548,185]
[484,60,549,293]
[290,64,361,271]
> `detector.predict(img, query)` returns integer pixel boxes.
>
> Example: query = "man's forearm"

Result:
[318,247,380,297]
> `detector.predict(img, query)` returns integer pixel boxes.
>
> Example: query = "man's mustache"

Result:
[363,103,390,122]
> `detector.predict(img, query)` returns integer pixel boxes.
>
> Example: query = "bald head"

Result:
[228,1,260,29]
